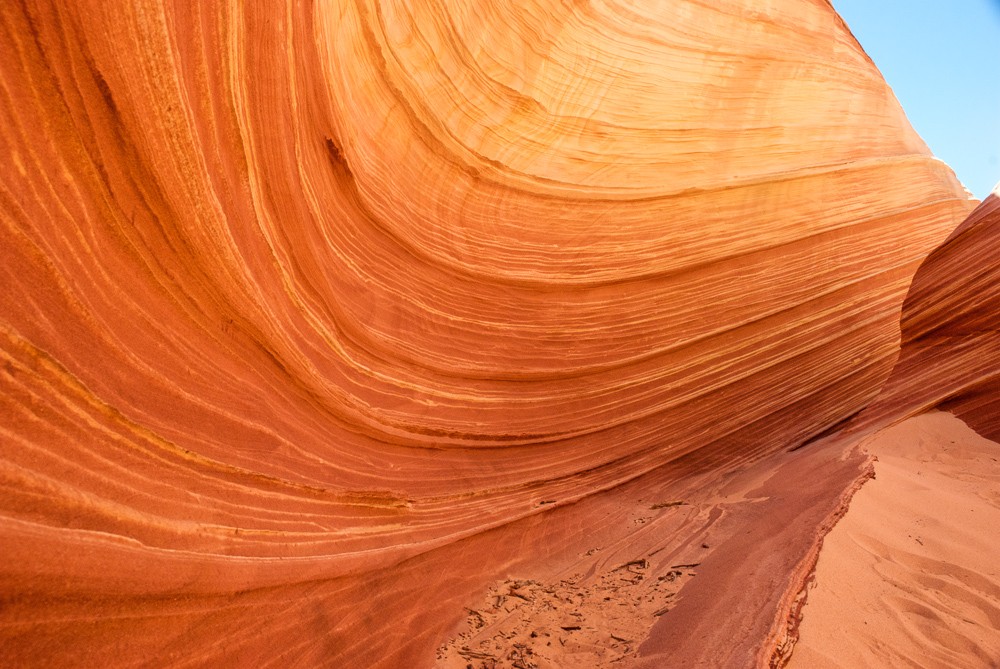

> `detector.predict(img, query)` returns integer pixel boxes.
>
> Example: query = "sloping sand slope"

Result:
[788,412,1000,668]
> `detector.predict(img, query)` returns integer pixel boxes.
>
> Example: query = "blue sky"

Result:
[831,0,1000,199]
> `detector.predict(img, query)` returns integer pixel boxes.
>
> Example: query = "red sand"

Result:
[788,411,1000,668]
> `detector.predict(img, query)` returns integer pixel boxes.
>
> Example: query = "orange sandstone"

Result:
[0,1,986,667]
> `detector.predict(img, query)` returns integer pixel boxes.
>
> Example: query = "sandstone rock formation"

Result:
[0,0,985,667]
[862,192,1000,440]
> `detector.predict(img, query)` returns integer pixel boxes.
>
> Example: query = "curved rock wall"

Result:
[863,193,1000,439]
[0,0,976,666]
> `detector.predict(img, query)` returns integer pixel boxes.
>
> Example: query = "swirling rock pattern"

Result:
[0,0,977,666]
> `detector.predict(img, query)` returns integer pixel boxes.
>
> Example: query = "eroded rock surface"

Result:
[863,193,1000,439]
[0,1,981,667]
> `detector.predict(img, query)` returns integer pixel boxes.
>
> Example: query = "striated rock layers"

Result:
[863,192,1000,440]
[0,0,981,667]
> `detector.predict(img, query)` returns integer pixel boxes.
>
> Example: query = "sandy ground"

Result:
[787,411,1000,668]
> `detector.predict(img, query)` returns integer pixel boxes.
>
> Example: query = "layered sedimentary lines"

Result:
[0,0,979,666]
[862,195,1000,440]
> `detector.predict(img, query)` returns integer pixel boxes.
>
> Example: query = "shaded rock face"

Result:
[868,194,1000,439]
[0,0,980,666]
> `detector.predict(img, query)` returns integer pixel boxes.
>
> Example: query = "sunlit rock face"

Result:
[866,193,1000,439]
[0,0,974,666]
